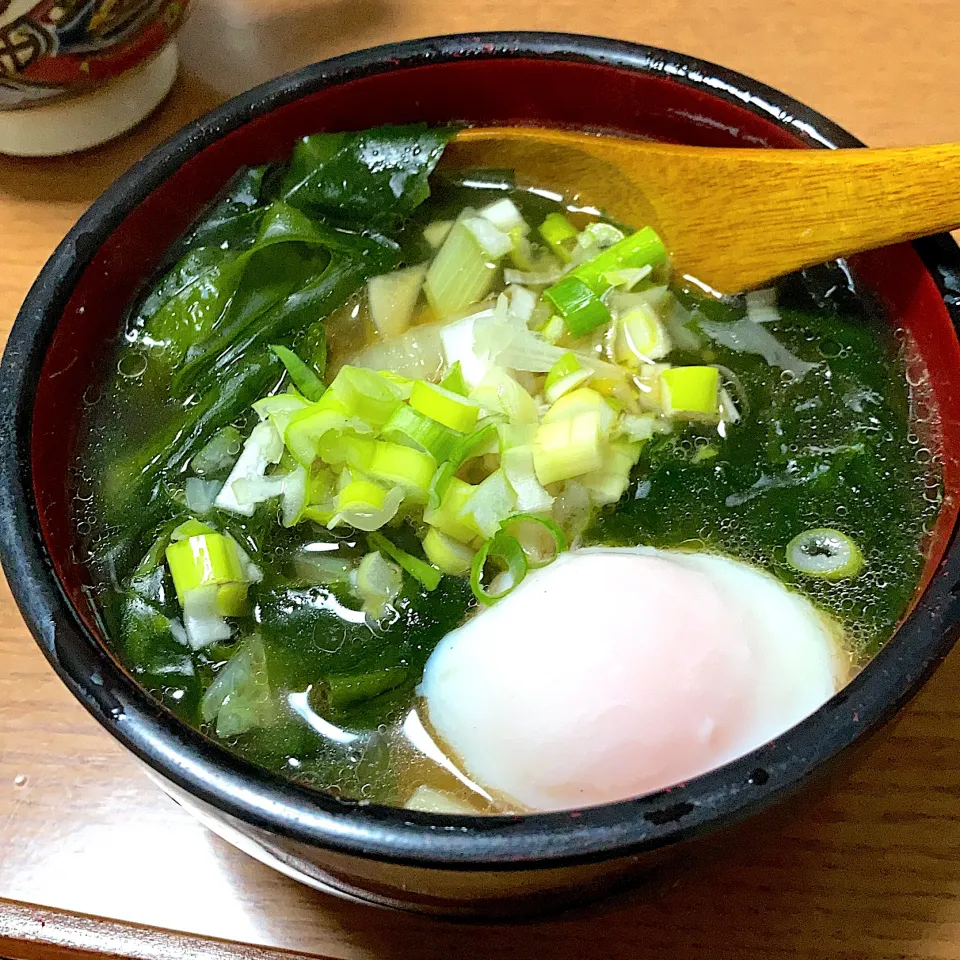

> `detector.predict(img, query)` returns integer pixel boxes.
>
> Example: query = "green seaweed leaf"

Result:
[280,124,457,227]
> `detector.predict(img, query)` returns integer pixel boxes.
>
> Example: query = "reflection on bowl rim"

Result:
[2,31,960,871]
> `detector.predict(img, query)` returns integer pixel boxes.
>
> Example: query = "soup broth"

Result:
[74,125,941,814]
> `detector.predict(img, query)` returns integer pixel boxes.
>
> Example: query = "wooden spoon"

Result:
[447,127,960,294]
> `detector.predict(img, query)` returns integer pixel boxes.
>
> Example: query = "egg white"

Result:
[418,546,848,812]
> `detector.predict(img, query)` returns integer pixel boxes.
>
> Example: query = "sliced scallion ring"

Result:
[328,365,404,427]
[786,528,864,580]
[381,403,460,463]
[501,514,568,569]
[410,379,480,433]
[470,531,527,605]
[422,527,476,577]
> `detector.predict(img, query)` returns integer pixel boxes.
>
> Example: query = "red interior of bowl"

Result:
[31,57,960,633]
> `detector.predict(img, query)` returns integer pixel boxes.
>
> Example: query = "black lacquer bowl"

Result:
[3,33,960,916]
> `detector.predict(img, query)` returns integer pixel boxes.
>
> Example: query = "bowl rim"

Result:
[3,30,960,871]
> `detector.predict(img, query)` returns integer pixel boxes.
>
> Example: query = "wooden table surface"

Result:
[4,2,960,958]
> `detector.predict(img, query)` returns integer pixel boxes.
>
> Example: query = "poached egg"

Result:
[419,547,847,812]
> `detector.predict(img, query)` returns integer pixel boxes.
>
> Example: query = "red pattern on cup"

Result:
[0,0,187,106]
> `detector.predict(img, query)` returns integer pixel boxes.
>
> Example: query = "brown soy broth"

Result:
[74,171,941,815]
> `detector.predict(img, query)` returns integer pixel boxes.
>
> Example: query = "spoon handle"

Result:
[643,142,960,291]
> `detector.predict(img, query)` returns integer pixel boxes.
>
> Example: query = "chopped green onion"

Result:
[501,443,553,513]
[367,441,436,500]
[661,366,720,420]
[543,275,611,337]
[508,227,536,271]
[544,351,592,403]
[428,421,500,508]
[201,634,275,736]
[489,314,570,373]
[328,364,404,427]
[214,421,284,516]
[381,403,460,462]
[317,432,376,471]
[170,518,216,541]
[458,469,517,539]
[229,475,286,509]
[423,220,454,249]
[215,583,250,617]
[315,665,409,716]
[302,466,338,525]
[470,367,539,424]
[181,584,232,649]
[544,351,581,390]
[538,213,579,263]
[543,387,617,432]
[580,221,625,249]
[166,532,244,602]
[425,217,498,317]
[786,529,864,580]
[603,264,653,290]
[438,310,494,389]
[422,527,476,576]
[580,441,642,505]
[307,462,336,501]
[329,479,403,532]
[284,398,374,467]
[470,530,527,605]
[533,411,605,485]
[618,413,657,442]
[269,344,325,402]
[377,369,414,398]
[462,216,513,258]
[570,227,668,294]
[281,465,307,527]
[497,421,537,452]
[166,532,251,620]
[615,303,672,365]
[423,476,482,544]
[302,503,336,525]
[501,514,568,568]
[440,360,468,397]
[368,531,442,590]
[355,550,404,616]
[253,394,311,437]
[546,369,593,404]
[540,315,566,343]
[479,197,529,235]
[409,380,480,433]
[367,263,427,341]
